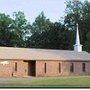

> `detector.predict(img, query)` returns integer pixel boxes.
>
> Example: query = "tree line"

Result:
[0,0,90,52]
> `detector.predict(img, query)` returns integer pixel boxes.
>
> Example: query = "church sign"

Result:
[0,61,9,65]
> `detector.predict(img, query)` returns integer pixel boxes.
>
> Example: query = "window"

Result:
[82,63,86,72]
[44,63,46,73]
[15,62,17,72]
[70,63,74,72]
[59,63,61,73]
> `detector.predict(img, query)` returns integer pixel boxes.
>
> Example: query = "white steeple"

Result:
[74,23,82,52]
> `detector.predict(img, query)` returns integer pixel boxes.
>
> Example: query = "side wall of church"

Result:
[0,60,13,77]
[12,60,28,77]
[0,60,90,77]
[36,60,90,77]
[67,61,90,75]
[0,60,28,77]
[36,60,62,77]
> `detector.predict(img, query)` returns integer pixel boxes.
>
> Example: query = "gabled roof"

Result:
[0,47,90,61]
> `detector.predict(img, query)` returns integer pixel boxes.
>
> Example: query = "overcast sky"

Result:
[0,0,88,23]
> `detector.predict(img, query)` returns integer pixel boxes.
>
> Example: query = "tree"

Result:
[85,32,90,52]
[12,11,31,47]
[26,11,52,48]
[64,0,90,52]
[30,11,52,34]
[26,12,73,50]
[0,11,31,47]
[64,0,83,29]
[0,13,14,46]
[46,22,74,50]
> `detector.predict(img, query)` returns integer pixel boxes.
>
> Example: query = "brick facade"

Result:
[36,60,90,77]
[0,60,90,77]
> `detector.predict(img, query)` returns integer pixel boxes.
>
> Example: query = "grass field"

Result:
[0,76,90,88]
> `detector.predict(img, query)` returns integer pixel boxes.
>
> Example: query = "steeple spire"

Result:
[76,23,80,45]
[74,23,82,52]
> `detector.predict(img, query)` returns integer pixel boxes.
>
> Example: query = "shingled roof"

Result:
[0,47,90,61]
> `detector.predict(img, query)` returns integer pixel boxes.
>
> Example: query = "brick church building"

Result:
[0,24,90,77]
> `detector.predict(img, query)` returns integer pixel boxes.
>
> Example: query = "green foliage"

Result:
[0,13,13,46]
[12,11,31,47]
[64,0,90,52]
[26,12,53,48]
[85,32,90,52]
[0,11,31,47]
[0,1,89,52]
[26,11,74,50]
[30,11,51,34]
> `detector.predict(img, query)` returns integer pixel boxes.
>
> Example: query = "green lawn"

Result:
[0,76,90,87]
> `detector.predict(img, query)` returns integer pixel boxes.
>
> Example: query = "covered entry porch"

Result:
[25,60,36,76]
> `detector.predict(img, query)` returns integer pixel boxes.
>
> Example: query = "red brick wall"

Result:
[68,61,90,75]
[36,60,90,77]
[36,60,62,77]
[0,66,12,77]
[12,60,28,77]
[0,60,90,77]
[0,60,28,77]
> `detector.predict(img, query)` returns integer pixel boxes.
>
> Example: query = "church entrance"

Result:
[28,61,36,76]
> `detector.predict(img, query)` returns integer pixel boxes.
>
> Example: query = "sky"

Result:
[0,0,89,23]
